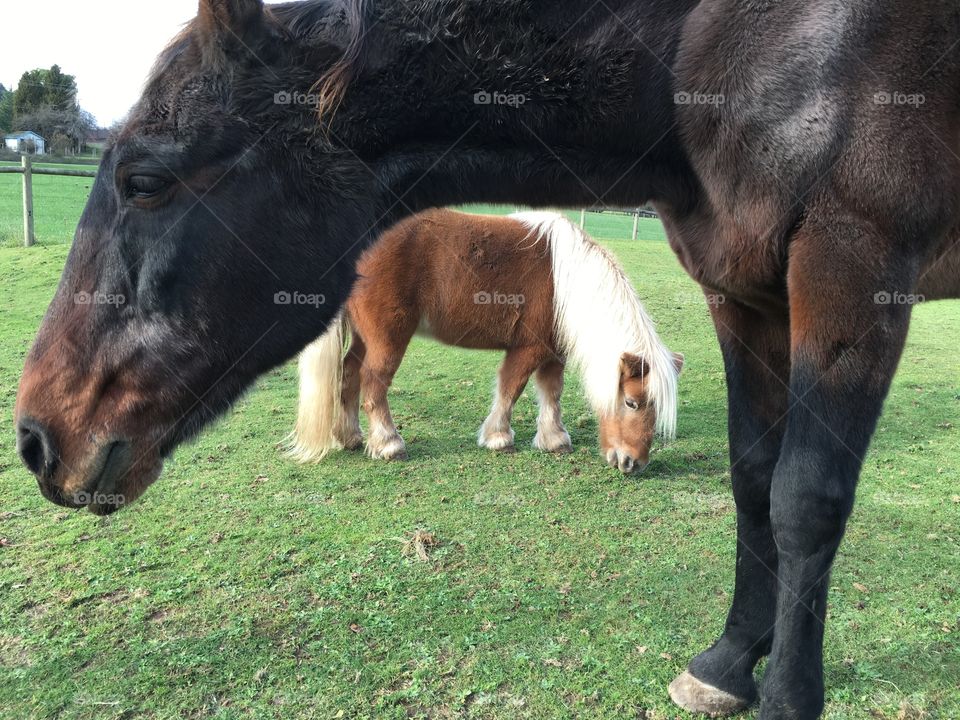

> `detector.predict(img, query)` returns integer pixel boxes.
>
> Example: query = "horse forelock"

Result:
[123,2,359,139]
[310,0,370,121]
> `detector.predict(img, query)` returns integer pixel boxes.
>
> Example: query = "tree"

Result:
[9,66,90,154]
[13,69,49,117]
[44,65,78,111]
[0,86,13,134]
[12,66,78,117]
[16,105,95,155]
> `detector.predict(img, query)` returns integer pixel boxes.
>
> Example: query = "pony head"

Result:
[600,351,685,474]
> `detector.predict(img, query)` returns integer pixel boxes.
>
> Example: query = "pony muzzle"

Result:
[605,447,649,475]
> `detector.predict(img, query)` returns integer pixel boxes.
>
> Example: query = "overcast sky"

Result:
[1,1,282,127]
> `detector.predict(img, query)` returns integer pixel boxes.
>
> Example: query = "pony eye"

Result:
[625,398,641,411]
[127,175,170,199]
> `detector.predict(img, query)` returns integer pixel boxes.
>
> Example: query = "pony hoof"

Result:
[338,433,364,451]
[533,431,573,454]
[480,431,515,452]
[369,438,407,461]
[668,670,751,718]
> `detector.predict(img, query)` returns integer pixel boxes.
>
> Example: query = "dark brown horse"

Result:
[13,1,960,718]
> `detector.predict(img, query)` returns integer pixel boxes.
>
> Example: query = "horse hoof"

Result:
[338,433,364,451]
[668,670,751,717]
[480,431,515,452]
[369,437,407,461]
[533,430,573,453]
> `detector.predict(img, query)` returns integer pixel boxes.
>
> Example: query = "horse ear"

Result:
[197,0,263,41]
[620,353,650,380]
[672,352,685,374]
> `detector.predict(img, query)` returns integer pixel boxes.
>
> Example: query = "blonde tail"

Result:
[286,312,351,462]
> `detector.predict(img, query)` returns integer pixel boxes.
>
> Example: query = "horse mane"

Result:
[271,0,371,121]
[511,212,679,439]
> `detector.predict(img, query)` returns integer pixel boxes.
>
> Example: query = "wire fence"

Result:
[0,157,97,248]
[458,204,668,243]
[0,159,668,248]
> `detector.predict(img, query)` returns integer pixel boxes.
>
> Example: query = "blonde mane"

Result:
[511,211,679,439]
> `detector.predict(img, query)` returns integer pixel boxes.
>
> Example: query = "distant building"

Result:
[4,131,46,155]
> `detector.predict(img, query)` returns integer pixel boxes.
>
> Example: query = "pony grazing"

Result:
[288,209,683,473]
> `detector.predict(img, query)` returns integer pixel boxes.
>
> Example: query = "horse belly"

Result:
[918,230,960,301]
[423,299,537,350]
[658,206,789,310]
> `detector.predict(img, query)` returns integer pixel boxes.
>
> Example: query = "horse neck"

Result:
[321,0,701,223]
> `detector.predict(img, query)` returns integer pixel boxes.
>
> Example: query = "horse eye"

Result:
[625,398,640,411]
[127,175,170,199]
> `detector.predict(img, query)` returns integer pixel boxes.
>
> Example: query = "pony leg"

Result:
[753,214,920,720]
[335,335,365,450]
[532,360,573,453]
[361,345,409,461]
[478,347,544,451]
[670,300,790,716]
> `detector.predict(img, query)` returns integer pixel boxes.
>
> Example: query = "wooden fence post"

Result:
[21,155,35,247]
[632,210,639,241]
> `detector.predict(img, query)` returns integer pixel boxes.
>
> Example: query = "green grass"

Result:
[0,161,97,248]
[0,188,958,719]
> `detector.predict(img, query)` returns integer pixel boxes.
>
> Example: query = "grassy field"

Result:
[0,178,958,719]
[0,161,97,248]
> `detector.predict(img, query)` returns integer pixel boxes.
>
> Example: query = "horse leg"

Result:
[750,212,922,719]
[478,346,544,451]
[670,300,790,716]
[361,341,411,461]
[532,359,573,453]
[335,335,365,450]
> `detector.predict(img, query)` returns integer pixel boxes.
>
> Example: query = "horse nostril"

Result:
[16,419,58,479]
[18,428,45,476]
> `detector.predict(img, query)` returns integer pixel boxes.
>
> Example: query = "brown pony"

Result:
[288,209,684,474]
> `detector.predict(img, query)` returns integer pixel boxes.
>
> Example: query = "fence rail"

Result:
[4,159,658,247]
[2,156,97,246]
[578,207,659,240]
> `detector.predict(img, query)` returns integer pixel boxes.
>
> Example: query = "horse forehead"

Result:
[622,374,648,397]
[124,47,222,140]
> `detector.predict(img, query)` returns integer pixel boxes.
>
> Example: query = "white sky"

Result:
[0,1,283,127]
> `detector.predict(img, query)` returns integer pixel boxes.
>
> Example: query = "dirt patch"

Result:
[0,635,32,667]
[397,529,440,562]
